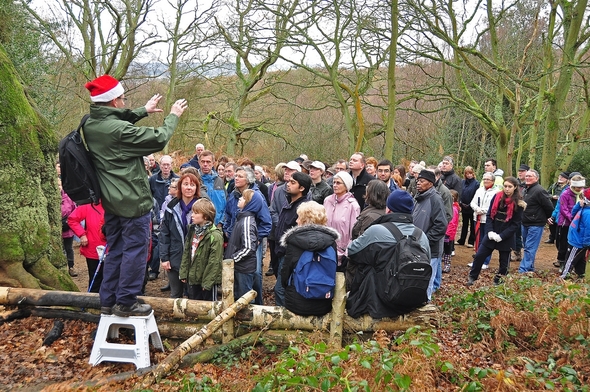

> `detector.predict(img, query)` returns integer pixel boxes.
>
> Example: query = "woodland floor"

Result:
[0,228,567,391]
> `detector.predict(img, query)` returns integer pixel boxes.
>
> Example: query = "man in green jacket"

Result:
[84,75,187,317]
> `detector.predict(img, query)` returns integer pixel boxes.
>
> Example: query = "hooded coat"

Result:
[346,213,431,319]
[280,224,340,316]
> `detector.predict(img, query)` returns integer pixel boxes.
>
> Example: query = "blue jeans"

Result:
[100,212,150,307]
[251,243,264,305]
[274,256,285,306]
[234,271,255,301]
[519,225,544,273]
[427,257,441,300]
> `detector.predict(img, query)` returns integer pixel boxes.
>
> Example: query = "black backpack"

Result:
[58,114,101,205]
[377,223,432,311]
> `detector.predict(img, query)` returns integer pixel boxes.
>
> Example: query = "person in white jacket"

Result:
[469,172,501,268]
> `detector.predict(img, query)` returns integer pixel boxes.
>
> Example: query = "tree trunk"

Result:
[0,45,77,291]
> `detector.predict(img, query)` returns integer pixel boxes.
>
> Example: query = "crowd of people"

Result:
[62,75,587,319]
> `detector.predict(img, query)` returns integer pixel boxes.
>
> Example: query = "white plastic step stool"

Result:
[89,311,163,369]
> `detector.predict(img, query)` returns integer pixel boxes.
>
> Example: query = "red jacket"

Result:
[67,203,106,259]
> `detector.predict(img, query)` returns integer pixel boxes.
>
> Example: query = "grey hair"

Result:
[528,169,539,179]
[482,172,494,180]
[237,166,256,184]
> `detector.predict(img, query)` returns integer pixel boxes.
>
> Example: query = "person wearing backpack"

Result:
[83,75,188,317]
[280,201,339,316]
[346,190,431,319]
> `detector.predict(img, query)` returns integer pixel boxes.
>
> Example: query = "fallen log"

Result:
[0,287,221,319]
[138,289,257,389]
[0,287,439,333]
[180,329,309,368]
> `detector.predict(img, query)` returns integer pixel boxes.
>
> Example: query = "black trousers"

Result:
[458,209,476,245]
[555,225,570,261]
[469,244,510,283]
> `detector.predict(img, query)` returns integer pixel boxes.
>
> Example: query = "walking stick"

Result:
[88,244,108,293]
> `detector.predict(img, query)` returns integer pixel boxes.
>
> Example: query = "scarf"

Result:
[191,222,212,259]
[490,190,515,222]
[179,198,197,234]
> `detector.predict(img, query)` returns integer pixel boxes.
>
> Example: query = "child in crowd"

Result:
[225,189,258,300]
[443,190,460,273]
[160,178,179,221]
[179,198,224,300]
[561,188,590,280]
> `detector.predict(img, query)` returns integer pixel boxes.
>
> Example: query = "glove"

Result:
[493,233,502,242]
[488,231,497,241]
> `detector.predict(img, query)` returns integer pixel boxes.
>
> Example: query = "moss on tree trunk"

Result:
[0,45,77,291]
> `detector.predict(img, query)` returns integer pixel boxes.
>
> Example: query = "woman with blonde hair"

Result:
[280,201,339,316]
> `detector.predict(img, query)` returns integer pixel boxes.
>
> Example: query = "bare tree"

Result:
[20,0,165,80]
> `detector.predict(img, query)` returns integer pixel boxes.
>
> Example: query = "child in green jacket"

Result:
[180,199,224,300]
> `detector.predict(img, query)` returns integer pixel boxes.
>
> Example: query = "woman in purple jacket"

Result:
[553,175,585,270]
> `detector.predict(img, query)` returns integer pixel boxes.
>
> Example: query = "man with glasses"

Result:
[376,159,399,193]
[149,155,179,209]
[84,75,188,317]
[519,170,554,273]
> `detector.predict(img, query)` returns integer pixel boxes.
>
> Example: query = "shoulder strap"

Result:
[411,227,424,240]
[383,222,404,242]
[78,114,91,150]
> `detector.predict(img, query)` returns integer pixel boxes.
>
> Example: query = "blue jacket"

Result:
[223,183,272,240]
[568,202,590,249]
[460,177,480,211]
[200,171,226,225]
[149,171,179,208]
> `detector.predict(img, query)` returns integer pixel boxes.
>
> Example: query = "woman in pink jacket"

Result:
[324,171,361,270]
[443,190,460,272]
[68,202,106,292]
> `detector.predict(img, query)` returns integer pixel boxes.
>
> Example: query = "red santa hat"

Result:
[85,75,124,103]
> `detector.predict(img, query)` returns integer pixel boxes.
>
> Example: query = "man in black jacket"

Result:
[518,169,554,273]
[412,170,448,299]
[273,172,312,306]
[440,156,462,197]
[349,152,374,209]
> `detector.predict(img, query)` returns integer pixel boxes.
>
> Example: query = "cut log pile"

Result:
[0,260,439,386]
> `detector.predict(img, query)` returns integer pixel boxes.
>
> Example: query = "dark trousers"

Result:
[562,246,588,277]
[100,212,150,307]
[469,244,510,283]
[167,269,184,299]
[62,236,74,269]
[458,209,476,245]
[149,232,160,275]
[187,284,219,301]
[86,257,103,293]
[548,223,557,242]
[555,225,570,261]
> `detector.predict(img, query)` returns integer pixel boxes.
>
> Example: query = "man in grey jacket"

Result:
[412,170,448,300]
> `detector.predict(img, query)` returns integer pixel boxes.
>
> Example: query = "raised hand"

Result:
[170,99,188,117]
[145,94,164,113]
